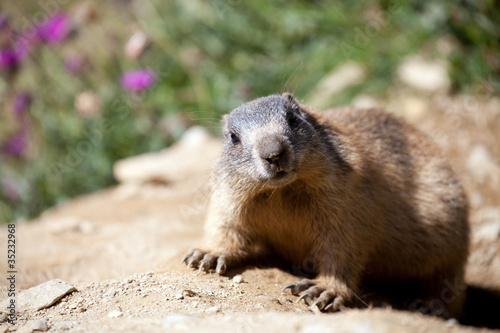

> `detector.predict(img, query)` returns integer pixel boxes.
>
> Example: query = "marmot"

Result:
[182,93,469,318]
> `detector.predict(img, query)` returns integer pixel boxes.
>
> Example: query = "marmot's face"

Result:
[220,94,317,190]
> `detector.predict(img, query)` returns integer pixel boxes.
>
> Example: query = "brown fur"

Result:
[183,93,469,318]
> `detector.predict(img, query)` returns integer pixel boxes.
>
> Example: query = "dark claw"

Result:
[199,254,216,273]
[182,250,229,275]
[296,286,325,306]
[282,279,315,296]
[284,280,346,313]
[187,258,197,269]
[198,261,209,272]
[324,296,343,312]
[216,256,227,274]
[296,293,313,306]
[311,290,335,310]
[181,249,195,265]
[186,250,203,268]
[324,303,334,312]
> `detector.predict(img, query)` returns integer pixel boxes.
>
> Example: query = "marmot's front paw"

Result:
[181,249,227,274]
[283,279,349,312]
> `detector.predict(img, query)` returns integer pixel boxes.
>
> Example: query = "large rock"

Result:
[113,126,222,185]
[308,62,366,108]
[397,56,451,93]
[0,279,75,313]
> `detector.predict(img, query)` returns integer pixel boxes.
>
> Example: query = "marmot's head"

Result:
[218,93,318,190]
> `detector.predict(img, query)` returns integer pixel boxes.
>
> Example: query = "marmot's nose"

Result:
[256,135,289,169]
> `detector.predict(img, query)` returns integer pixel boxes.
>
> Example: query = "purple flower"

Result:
[14,39,30,59]
[120,69,156,91]
[13,93,32,116]
[37,13,69,45]
[0,48,19,68]
[0,14,8,30]
[0,39,31,69]
[2,130,27,157]
[64,55,83,74]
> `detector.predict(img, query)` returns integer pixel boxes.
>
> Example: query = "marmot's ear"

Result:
[282,92,300,111]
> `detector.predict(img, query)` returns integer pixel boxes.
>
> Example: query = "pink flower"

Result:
[13,92,32,116]
[2,178,21,202]
[64,55,83,74]
[2,130,27,157]
[14,38,30,59]
[0,14,8,30]
[120,69,156,91]
[37,13,69,45]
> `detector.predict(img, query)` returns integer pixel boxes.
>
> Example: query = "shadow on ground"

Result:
[462,285,500,329]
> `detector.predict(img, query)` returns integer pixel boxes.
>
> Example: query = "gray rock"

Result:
[308,62,366,108]
[352,95,380,109]
[206,306,220,314]
[397,56,450,92]
[113,126,222,185]
[24,319,48,332]
[50,321,73,331]
[0,279,76,312]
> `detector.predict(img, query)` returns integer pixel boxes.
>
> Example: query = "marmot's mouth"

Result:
[263,169,296,188]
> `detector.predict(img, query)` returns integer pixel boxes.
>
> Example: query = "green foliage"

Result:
[0,0,497,222]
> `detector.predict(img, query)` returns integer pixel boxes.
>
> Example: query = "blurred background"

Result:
[0,0,499,222]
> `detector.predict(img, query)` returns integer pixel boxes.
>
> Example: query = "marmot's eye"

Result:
[286,111,297,124]
[230,132,240,143]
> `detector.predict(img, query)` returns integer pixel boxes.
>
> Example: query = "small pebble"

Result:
[206,306,220,314]
[174,293,184,300]
[107,310,123,318]
[183,290,198,297]
[446,318,459,326]
[233,275,244,284]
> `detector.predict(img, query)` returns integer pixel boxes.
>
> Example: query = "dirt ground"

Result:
[1,92,500,332]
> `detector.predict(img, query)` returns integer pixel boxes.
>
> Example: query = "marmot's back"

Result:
[319,107,469,283]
